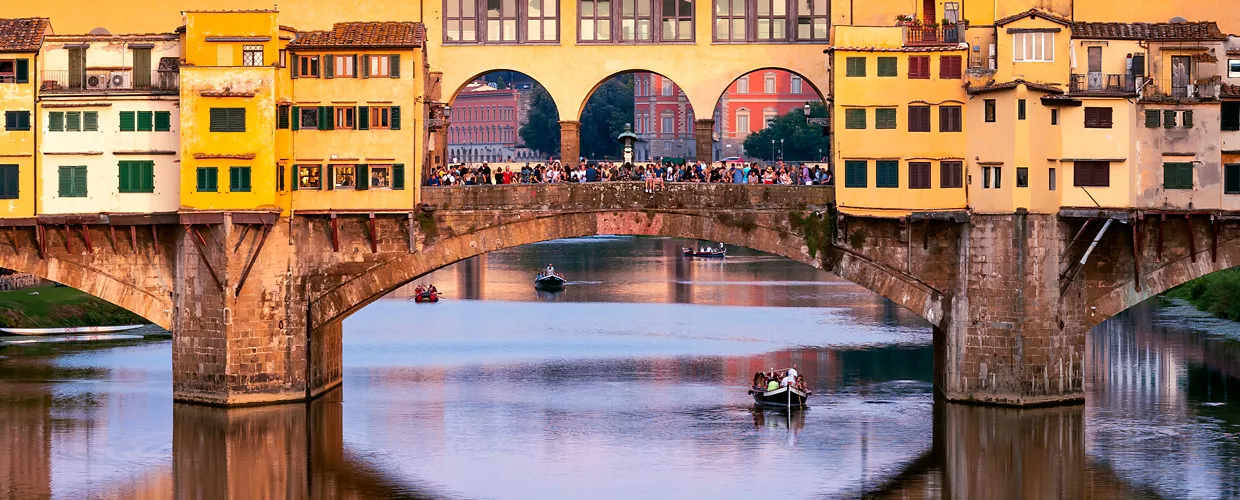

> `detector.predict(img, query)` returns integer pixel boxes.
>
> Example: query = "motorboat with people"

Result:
[683,243,726,258]
[534,264,567,290]
[748,367,811,409]
[412,284,440,303]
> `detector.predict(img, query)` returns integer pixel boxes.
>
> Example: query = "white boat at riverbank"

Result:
[1,334,145,345]
[0,325,146,336]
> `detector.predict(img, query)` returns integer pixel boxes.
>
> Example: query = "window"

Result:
[579,0,613,41]
[1163,162,1193,190]
[1224,102,1240,131]
[333,165,357,189]
[1145,109,1161,128]
[50,111,98,132]
[876,57,897,77]
[136,111,154,132]
[118,160,154,193]
[939,105,961,132]
[242,45,264,66]
[940,161,963,188]
[1074,161,1109,187]
[764,73,776,93]
[845,57,865,77]
[737,76,749,93]
[661,111,674,133]
[1016,167,1028,187]
[48,111,64,131]
[982,166,992,188]
[876,160,898,188]
[1013,32,1054,62]
[909,162,931,189]
[1017,99,1026,120]
[0,59,26,83]
[366,55,398,77]
[229,166,252,192]
[762,109,776,128]
[1231,60,1240,78]
[1051,109,1058,125]
[1227,164,1240,194]
[298,55,320,77]
[296,165,322,190]
[1182,110,1193,129]
[736,110,750,133]
[844,108,866,129]
[299,107,319,129]
[713,0,745,41]
[875,108,896,129]
[660,0,693,41]
[908,105,930,132]
[445,0,479,41]
[279,50,287,68]
[209,108,246,132]
[333,55,356,77]
[794,0,829,40]
[527,0,559,41]
[58,166,87,197]
[484,0,520,42]
[908,56,930,79]
[662,79,673,96]
[790,75,802,94]
[278,105,291,129]
[0,165,16,199]
[335,106,355,129]
[1163,110,1177,128]
[1049,168,1056,190]
[844,160,867,188]
[1084,107,1112,128]
[120,111,135,131]
[369,164,393,189]
[4,111,30,131]
[755,0,787,41]
[939,55,961,79]
[154,111,170,131]
[196,167,218,192]
[984,99,996,122]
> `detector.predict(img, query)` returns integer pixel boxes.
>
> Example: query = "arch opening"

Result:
[445,70,560,166]
[578,70,698,163]
[709,68,829,164]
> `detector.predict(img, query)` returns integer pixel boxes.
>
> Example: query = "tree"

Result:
[741,102,831,162]
[519,84,561,157]
[578,74,635,160]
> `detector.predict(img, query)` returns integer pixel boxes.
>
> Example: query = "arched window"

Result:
[764,72,777,94]
[763,107,777,128]
[737,76,749,94]
[735,108,750,134]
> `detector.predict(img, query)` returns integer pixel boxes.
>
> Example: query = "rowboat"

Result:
[0,324,145,336]
[682,245,726,258]
[413,291,439,303]
[749,385,811,409]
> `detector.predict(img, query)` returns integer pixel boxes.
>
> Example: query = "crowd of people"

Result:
[752,366,808,393]
[424,160,834,187]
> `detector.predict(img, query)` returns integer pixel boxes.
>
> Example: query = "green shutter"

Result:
[845,108,866,129]
[1163,110,1176,128]
[1182,110,1193,128]
[326,165,334,190]
[59,167,71,197]
[155,111,171,131]
[73,166,87,197]
[321,106,334,131]
[290,55,299,79]
[0,165,17,199]
[84,112,98,131]
[357,106,369,130]
[877,57,897,77]
[65,112,81,131]
[291,165,300,191]
[389,54,400,78]
[48,112,64,132]
[844,160,867,188]
[229,166,251,192]
[137,111,153,131]
[227,108,246,132]
[197,167,218,192]
[356,164,369,190]
[390,106,401,130]
[58,166,87,197]
[1163,163,1193,190]
[876,161,899,188]
[324,55,335,79]
[141,161,154,192]
[118,161,132,192]
[392,164,405,190]
[875,108,896,129]
[1144,109,1160,128]
[846,57,865,77]
[15,59,28,84]
[120,111,136,131]
[291,106,300,131]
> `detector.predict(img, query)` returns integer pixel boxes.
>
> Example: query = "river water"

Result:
[1,236,1238,499]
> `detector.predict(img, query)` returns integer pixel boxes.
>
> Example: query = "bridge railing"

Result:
[420,182,834,211]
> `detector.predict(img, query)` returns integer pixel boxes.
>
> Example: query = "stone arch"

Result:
[308,210,946,332]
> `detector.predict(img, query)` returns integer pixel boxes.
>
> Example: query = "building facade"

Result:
[716,70,822,160]
[447,81,539,163]
[632,72,698,162]
[0,18,50,220]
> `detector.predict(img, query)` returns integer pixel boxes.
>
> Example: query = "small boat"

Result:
[683,244,726,258]
[0,324,145,336]
[534,264,566,290]
[412,285,440,303]
[1,334,145,345]
[749,385,811,408]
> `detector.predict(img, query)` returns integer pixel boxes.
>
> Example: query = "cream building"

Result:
[37,30,180,215]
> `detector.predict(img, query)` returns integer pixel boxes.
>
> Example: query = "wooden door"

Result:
[68,48,85,89]
[923,0,936,23]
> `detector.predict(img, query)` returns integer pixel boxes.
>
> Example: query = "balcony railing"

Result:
[40,70,178,93]
[1142,78,1221,101]
[903,25,963,46]
[1069,74,1136,94]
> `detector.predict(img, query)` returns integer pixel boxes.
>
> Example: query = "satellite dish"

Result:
[1169,16,1187,24]
[88,27,110,35]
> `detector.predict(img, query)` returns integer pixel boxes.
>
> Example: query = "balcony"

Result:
[1069,74,1136,95]
[1142,78,1221,101]
[40,70,178,94]
[903,25,963,46]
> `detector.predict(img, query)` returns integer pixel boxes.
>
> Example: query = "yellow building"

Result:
[830,25,969,217]
[0,18,51,220]
[286,22,426,211]
[178,10,286,212]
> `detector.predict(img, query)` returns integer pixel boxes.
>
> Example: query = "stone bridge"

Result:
[1,183,1237,407]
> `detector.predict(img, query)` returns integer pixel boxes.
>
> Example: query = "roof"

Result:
[45,33,176,42]
[994,9,1072,27]
[0,18,51,53]
[824,44,967,53]
[1072,21,1227,41]
[1223,83,1240,98]
[289,22,425,49]
[966,79,1064,96]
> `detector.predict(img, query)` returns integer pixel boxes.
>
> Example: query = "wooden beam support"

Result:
[1186,214,1196,263]
[80,224,93,253]
[1157,214,1164,262]
[187,224,224,291]
[35,225,45,260]
[235,224,272,297]
[368,213,378,253]
[108,225,117,252]
[151,225,159,255]
[62,224,72,253]
[130,225,137,251]
[330,213,339,253]
[1131,218,1141,292]
[233,224,251,254]
[1211,215,1218,263]
[922,219,929,250]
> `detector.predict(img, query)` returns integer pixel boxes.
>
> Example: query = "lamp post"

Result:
[803,102,829,126]
[617,123,638,165]
[780,139,785,161]
[770,139,775,163]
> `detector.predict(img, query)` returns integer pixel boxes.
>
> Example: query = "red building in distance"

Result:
[448,81,540,163]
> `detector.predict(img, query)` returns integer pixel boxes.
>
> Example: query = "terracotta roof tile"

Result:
[0,18,50,52]
[290,22,425,49]
[966,79,1064,95]
[1072,21,1227,41]
[994,9,1072,27]
[1223,83,1240,98]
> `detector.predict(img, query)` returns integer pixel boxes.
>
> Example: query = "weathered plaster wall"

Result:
[1060,98,1137,209]
[0,51,39,218]
[1134,103,1222,209]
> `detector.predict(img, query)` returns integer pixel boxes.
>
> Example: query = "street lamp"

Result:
[617,123,638,165]
[803,102,829,126]
[770,139,775,163]
[780,139,785,161]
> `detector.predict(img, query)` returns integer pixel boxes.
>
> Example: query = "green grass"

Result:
[1166,268,1240,322]
[0,283,146,328]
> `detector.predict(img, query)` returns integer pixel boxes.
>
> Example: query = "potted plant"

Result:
[895,14,915,26]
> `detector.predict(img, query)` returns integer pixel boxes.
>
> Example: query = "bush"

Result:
[1167,268,1240,321]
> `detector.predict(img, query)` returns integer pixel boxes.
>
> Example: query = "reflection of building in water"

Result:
[457,254,487,300]
[0,386,51,499]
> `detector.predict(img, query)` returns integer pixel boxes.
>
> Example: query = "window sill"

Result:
[575,40,697,46]
[710,40,828,45]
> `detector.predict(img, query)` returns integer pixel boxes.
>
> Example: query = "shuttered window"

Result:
[845,57,866,77]
[390,106,402,130]
[1073,161,1110,187]
[876,160,899,188]
[1017,99,1026,120]
[1225,164,1240,194]
[875,108,896,129]
[209,108,246,132]
[392,164,405,190]
[154,111,171,132]
[84,111,98,131]
[196,167,219,192]
[938,55,961,79]
[229,166,252,192]
[66,112,82,131]
[58,166,87,197]
[48,112,64,131]
[1084,107,1112,129]
[844,160,867,188]
[939,105,962,132]
[1182,110,1193,128]
[908,56,930,79]
[1163,163,1193,190]
[1144,109,1160,128]
[877,57,897,77]
[277,105,290,129]
[4,111,30,131]
[136,111,154,131]
[940,161,963,188]
[0,165,18,199]
[119,111,136,131]
[118,160,155,193]
[1163,110,1177,128]
[845,108,866,129]
[908,106,930,132]
[908,162,931,189]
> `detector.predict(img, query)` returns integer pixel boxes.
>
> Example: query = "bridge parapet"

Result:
[419,183,835,212]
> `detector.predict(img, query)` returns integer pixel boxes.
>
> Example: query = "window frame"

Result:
[196,167,219,192]
[908,105,931,132]
[874,107,897,129]
[984,99,996,122]
[296,165,323,190]
[368,164,394,189]
[0,59,14,83]
[118,160,155,193]
[333,164,358,189]
[876,57,897,77]
[1013,31,1054,62]
[334,106,356,129]
[1084,107,1113,129]
[845,57,865,77]
[1230,59,1240,78]
[875,160,899,188]
[4,110,31,131]
[579,0,695,44]
[209,108,246,132]
[242,45,264,67]
[1016,167,1029,188]
[939,105,962,132]
[1073,161,1110,187]
[908,162,931,189]
[1223,102,1240,132]
[1163,162,1194,190]
[298,55,320,77]
[938,55,961,79]
[1017,99,1027,120]
[58,165,88,198]
[229,166,252,192]
[844,108,866,129]
[445,0,561,44]
[1226,164,1240,195]
[908,56,930,79]
[844,160,867,188]
[940,161,963,188]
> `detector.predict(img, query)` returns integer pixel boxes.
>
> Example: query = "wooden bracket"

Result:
[151,225,159,255]
[108,225,117,252]
[35,225,46,260]
[233,224,252,254]
[80,224,93,253]
[407,212,415,253]
[187,224,224,291]
[921,219,929,250]
[129,226,138,251]
[1131,218,1141,293]
[62,224,72,253]
[1156,214,1165,262]
[330,213,339,252]
[368,213,378,253]
[1186,214,1196,263]
[235,223,272,297]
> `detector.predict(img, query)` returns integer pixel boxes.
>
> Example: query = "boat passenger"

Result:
[787,365,798,378]
[780,373,797,388]
[766,378,780,391]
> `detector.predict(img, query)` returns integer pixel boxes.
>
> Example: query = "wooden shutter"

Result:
[65,112,80,131]
[845,109,866,129]
[1145,109,1160,128]
[846,57,865,77]
[1164,163,1193,189]
[141,161,154,192]
[15,59,28,84]
[326,165,335,190]
[939,56,961,79]
[119,161,132,192]
[277,106,289,130]
[291,106,300,131]
[877,57,896,77]
[357,106,370,130]
[1163,110,1176,128]
[84,112,98,131]
[389,55,401,78]
[361,55,370,78]
[940,161,962,188]
[324,55,335,79]
[909,56,930,79]
[909,106,930,132]
[155,111,171,131]
[73,166,86,196]
[356,164,369,190]
[1074,161,1109,187]
[227,108,246,132]
[121,111,137,131]
[876,161,899,187]
[321,106,334,131]
[390,106,401,130]
[0,165,17,199]
[137,111,153,131]
[1099,108,1112,128]
[392,164,405,190]
[1182,110,1193,128]
[59,167,72,197]
[845,160,867,188]
[290,55,299,79]
[48,112,63,131]
[875,108,895,129]
[909,162,931,188]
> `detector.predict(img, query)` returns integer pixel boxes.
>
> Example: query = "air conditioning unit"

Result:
[86,74,108,89]
[109,72,129,89]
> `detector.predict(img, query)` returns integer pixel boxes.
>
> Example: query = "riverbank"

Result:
[0,283,146,328]
[1166,268,1240,322]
